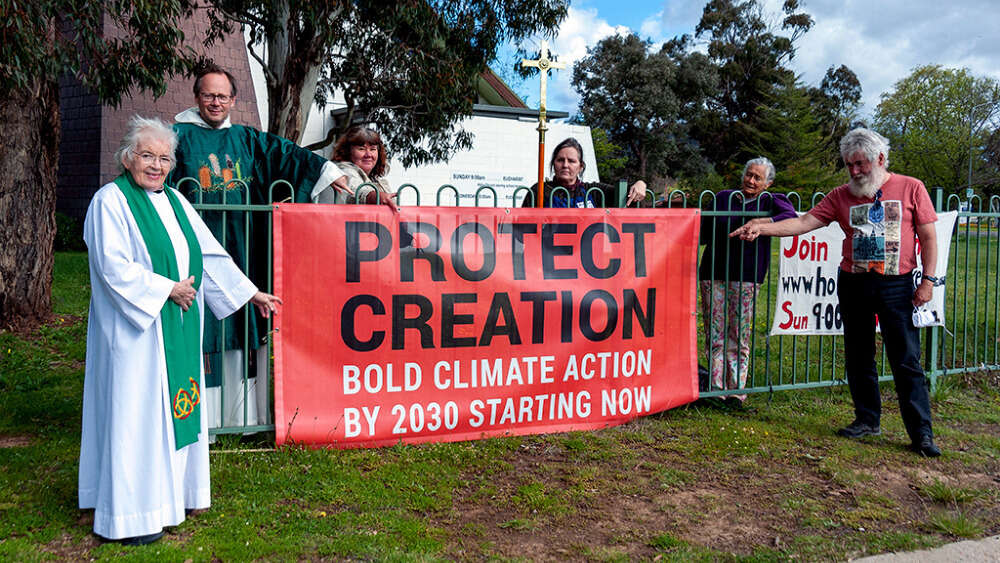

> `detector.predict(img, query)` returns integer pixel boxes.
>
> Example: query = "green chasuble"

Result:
[168,123,327,386]
[114,173,204,449]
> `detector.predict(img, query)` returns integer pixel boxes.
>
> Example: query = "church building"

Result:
[56,14,595,217]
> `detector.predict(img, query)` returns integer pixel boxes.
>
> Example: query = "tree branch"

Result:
[200,2,267,29]
[303,126,338,151]
[245,40,277,86]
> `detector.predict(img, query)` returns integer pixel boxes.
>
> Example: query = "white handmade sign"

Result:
[770,211,957,335]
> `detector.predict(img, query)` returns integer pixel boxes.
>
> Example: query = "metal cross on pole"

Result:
[522,40,566,208]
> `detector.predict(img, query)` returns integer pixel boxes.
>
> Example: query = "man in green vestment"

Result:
[168,63,348,429]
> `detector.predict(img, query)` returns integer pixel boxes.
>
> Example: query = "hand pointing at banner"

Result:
[730,214,823,242]
[730,217,771,241]
[625,180,647,206]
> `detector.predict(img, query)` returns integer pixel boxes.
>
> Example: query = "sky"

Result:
[510,0,1000,121]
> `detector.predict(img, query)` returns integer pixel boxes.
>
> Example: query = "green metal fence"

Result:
[187,180,994,437]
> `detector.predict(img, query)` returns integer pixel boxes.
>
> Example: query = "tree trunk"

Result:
[262,0,332,143]
[0,78,60,330]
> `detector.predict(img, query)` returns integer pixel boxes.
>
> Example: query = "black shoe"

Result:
[692,397,724,409]
[119,531,164,546]
[836,421,881,438]
[723,397,744,411]
[912,435,941,457]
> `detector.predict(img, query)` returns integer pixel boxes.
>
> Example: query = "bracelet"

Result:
[923,275,945,286]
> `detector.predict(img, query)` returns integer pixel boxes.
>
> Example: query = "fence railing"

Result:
[185,179,996,436]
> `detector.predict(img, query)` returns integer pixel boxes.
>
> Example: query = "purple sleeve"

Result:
[769,193,797,221]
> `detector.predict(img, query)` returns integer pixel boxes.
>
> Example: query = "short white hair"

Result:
[115,115,177,172]
[839,127,890,168]
[743,157,775,184]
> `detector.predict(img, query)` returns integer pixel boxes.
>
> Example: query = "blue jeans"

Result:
[837,270,933,442]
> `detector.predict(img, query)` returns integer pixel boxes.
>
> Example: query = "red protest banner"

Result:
[273,205,699,448]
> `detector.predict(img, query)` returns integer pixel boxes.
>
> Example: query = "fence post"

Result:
[926,186,944,391]
[618,179,627,208]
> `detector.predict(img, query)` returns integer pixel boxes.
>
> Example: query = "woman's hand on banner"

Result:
[331,175,352,195]
[626,181,647,206]
[251,292,283,318]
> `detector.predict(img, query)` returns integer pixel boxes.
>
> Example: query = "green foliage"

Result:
[573,33,717,184]
[50,252,90,315]
[655,467,694,490]
[1,1,200,327]
[693,0,814,166]
[922,480,985,504]
[874,65,1000,195]
[570,0,861,193]
[3,253,1000,560]
[0,255,89,438]
[54,212,84,252]
[1,1,199,105]
[808,64,863,167]
[928,511,985,538]
[206,0,568,166]
[742,76,845,192]
[510,482,568,517]
[591,128,628,183]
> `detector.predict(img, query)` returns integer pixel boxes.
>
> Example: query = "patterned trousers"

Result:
[699,281,759,399]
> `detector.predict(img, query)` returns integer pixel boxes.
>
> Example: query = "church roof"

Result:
[477,68,528,108]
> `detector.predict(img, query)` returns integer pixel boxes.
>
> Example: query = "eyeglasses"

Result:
[198,93,233,103]
[135,151,174,168]
[868,189,884,222]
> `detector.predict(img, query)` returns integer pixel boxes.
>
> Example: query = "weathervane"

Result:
[522,40,566,208]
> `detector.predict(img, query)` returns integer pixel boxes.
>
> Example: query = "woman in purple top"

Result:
[698,157,796,403]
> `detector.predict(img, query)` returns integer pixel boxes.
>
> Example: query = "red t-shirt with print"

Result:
[807,173,937,275]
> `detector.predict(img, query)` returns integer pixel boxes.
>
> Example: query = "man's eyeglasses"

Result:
[136,152,174,168]
[198,93,233,103]
[868,189,884,223]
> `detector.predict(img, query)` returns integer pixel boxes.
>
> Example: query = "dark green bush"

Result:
[54,211,85,251]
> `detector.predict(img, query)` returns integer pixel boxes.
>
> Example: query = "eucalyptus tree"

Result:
[743,76,844,192]
[874,64,1000,194]
[692,0,813,167]
[808,64,863,166]
[204,0,568,166]
[572,33,718,184]
[1,1,198,327]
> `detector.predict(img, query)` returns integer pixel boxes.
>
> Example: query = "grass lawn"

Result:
[0,252,998,561]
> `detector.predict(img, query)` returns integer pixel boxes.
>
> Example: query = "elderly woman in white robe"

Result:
[78,116,281,545]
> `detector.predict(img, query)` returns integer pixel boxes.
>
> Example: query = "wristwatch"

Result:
[923,275,945,286]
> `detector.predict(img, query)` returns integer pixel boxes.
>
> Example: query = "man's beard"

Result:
[848,169,886,198]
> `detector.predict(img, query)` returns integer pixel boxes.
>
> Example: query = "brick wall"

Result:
[57,11,261,219]
[56,75,102,220]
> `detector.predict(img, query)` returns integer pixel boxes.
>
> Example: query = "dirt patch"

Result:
[0,435,33,448]
[40,531,99,561]
[433,430,1000,560]
[1,313,83,340]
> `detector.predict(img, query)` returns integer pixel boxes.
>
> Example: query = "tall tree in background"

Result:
[205,0,568,166]
[572,33,717,186]
[808,64,863,167]
[980,129,1000,197]
[589,128,628,183]
[874,64,1000,193]
[693,0,813,169]
[743,76,843,192]
[1,1,197,328]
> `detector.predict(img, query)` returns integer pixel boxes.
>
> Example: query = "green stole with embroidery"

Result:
[114,173,204,449]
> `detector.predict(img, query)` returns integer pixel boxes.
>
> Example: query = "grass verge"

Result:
[0,253,998,560]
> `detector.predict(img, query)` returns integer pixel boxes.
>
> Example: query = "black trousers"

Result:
[837,270,934,442]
